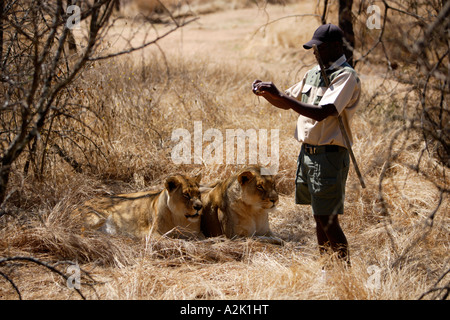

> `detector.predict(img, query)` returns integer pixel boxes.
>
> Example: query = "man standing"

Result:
[252,24,360,265]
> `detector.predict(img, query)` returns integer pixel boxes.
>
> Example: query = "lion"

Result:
[78,174,204,239]
[200,166,283,245]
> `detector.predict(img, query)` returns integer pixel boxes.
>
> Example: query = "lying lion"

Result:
[200,166,283,245]
[78,174,204,239]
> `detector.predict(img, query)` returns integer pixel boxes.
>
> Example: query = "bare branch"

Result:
[88,16,199,61]
[0,256,87,299]
[0,269,22,300]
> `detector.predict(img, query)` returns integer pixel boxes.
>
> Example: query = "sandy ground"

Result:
[95,2,321,76]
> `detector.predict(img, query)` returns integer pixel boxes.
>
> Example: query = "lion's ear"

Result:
[238,171,254,185]
[165,176,181,193]
[194,172,202,184]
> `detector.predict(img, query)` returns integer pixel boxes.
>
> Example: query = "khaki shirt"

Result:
[285,55,361,148]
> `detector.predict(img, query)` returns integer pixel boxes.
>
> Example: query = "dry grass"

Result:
[0,1,448,300]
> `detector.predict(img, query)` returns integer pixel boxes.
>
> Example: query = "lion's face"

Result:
[237,168,279,210]
[165,174,203,221]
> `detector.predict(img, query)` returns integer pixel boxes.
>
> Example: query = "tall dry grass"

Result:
[0,2,448,300]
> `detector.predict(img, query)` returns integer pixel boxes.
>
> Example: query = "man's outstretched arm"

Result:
[252,80,337,122]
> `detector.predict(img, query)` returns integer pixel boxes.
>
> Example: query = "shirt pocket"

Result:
[302,85,328,105]
[301,84,312,103]
[313,87,328,105]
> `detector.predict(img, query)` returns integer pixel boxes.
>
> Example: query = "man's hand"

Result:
[252,79,291,110]
[252,79,280,97]
[251,79,337,120]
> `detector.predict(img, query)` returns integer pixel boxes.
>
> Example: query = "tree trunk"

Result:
[0,0,3,64]
[339,0,355,67]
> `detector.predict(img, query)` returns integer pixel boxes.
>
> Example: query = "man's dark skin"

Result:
[252,40,350,264]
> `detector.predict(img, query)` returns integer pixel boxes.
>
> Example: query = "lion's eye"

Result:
[257,185,264,191]
[183,193,190,199]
